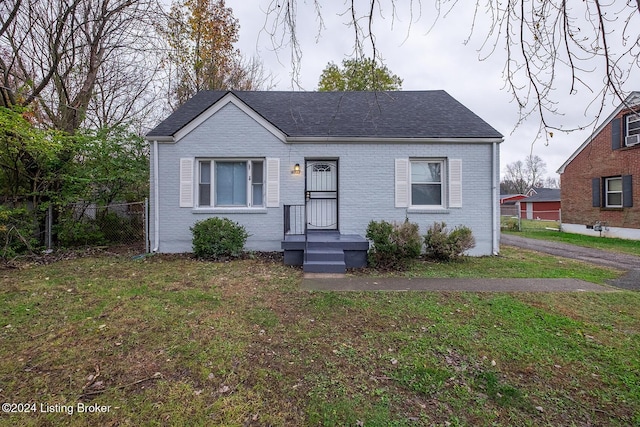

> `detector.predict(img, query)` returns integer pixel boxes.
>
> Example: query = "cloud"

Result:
[229,1,635,178]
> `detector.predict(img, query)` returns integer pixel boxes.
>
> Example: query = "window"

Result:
[410,160,443,206]
[593,175,633,208]
[199,161,211,206]
[626,113,640,146]
[605,177,623,208]
[395,158,461,209]
[197,160,264,207]
[626,114,640,137]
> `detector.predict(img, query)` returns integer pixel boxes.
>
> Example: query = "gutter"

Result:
[285,136,504,144]
[152,139,160,252]
[492,141,499,254]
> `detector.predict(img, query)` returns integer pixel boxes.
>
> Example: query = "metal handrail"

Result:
[283,204,308,263]
[283,204,305,237]
[304,211,308,263]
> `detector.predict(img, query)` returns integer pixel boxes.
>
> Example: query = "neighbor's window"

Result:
[626,113,640,146]
[605,176,623,208]
[410,160,443,206]
[198,160,264,207]
[626,113,640,137]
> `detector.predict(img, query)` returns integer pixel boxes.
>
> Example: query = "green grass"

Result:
[0,252,638,426]
[402,246,621,283]
[501,217,560,232]
[505,228,640,257]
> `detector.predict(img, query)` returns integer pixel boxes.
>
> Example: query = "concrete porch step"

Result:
[303,260,347,274]
[305,248,345,262]
[282,231,369,269]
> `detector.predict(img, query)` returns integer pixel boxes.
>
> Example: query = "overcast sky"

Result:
[226,1,638,181]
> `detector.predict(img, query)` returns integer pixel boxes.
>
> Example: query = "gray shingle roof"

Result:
[146,90,503,140]
[524,188,561,202]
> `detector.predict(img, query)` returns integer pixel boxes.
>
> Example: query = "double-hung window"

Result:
[198,159,264,207]
[410,160,444,207]
[625,113,640,146]
[605,177,623,208]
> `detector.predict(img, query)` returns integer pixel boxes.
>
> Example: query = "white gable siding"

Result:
[152,102,498,255]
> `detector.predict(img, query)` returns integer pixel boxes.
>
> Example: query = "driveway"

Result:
[501,234,640,290]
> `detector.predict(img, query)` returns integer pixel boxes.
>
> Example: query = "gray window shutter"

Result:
[179,158,194,208]
[592,178,601,207]
[449,159,462,208]
[395,159,409,208]
[611,118,621,150]
[265,158,280,208]
[623,175,633,207]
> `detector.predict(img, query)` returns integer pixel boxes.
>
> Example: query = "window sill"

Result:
[600,207,624,211]
[192,207,268,214]
[407,207,450,214]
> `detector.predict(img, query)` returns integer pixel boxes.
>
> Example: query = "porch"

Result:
[281,205,369,273]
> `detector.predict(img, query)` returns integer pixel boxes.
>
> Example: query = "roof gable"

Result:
[557,91,640,174]
[523,188,560,202]
[146,90,503,141]
[172,92,286,142]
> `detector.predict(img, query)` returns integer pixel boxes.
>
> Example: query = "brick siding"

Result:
[560,108,640,229]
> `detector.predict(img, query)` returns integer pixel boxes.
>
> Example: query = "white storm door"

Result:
[306,160,338,230]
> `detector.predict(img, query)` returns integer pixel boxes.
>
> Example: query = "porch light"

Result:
[292,163,301,175]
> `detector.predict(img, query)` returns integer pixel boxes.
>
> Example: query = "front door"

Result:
[306,160,338,230]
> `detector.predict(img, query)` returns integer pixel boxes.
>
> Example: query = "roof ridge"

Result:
[146,90,503,140]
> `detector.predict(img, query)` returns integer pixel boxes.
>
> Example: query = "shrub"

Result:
[366,219,422,270]
[502,217,519,232]
[97,211,140,243]
[56,219,106,247]
[191,217,249,260]
[424,222,475,261]
[0,206,40,259]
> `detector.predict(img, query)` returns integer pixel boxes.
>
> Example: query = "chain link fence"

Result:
[2,200,147,260]
[500,204,561,232]
[53,201,147,252]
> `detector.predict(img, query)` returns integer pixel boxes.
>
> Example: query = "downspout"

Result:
[152,140,160,252]
[492,141,499,254]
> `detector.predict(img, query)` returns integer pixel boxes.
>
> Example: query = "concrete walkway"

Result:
[301,276,614,292]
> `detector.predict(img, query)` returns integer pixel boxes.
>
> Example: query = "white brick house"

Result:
[145,90,503,270]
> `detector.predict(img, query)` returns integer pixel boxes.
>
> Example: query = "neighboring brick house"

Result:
[557,92,640,239]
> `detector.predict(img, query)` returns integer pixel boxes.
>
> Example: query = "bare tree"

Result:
[0,0,164,133]
[502,160,528,194]
[502,154,547,194]
[262,1,640,132]
[526,154,547,189]
[543,176,560,189]
[84,38,167,132]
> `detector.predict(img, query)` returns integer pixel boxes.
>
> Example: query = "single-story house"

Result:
[145,90,504,272]
[519,187,561,221]
[557,91,639,239]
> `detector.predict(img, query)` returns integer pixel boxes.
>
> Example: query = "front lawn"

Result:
[0,251,638,426]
